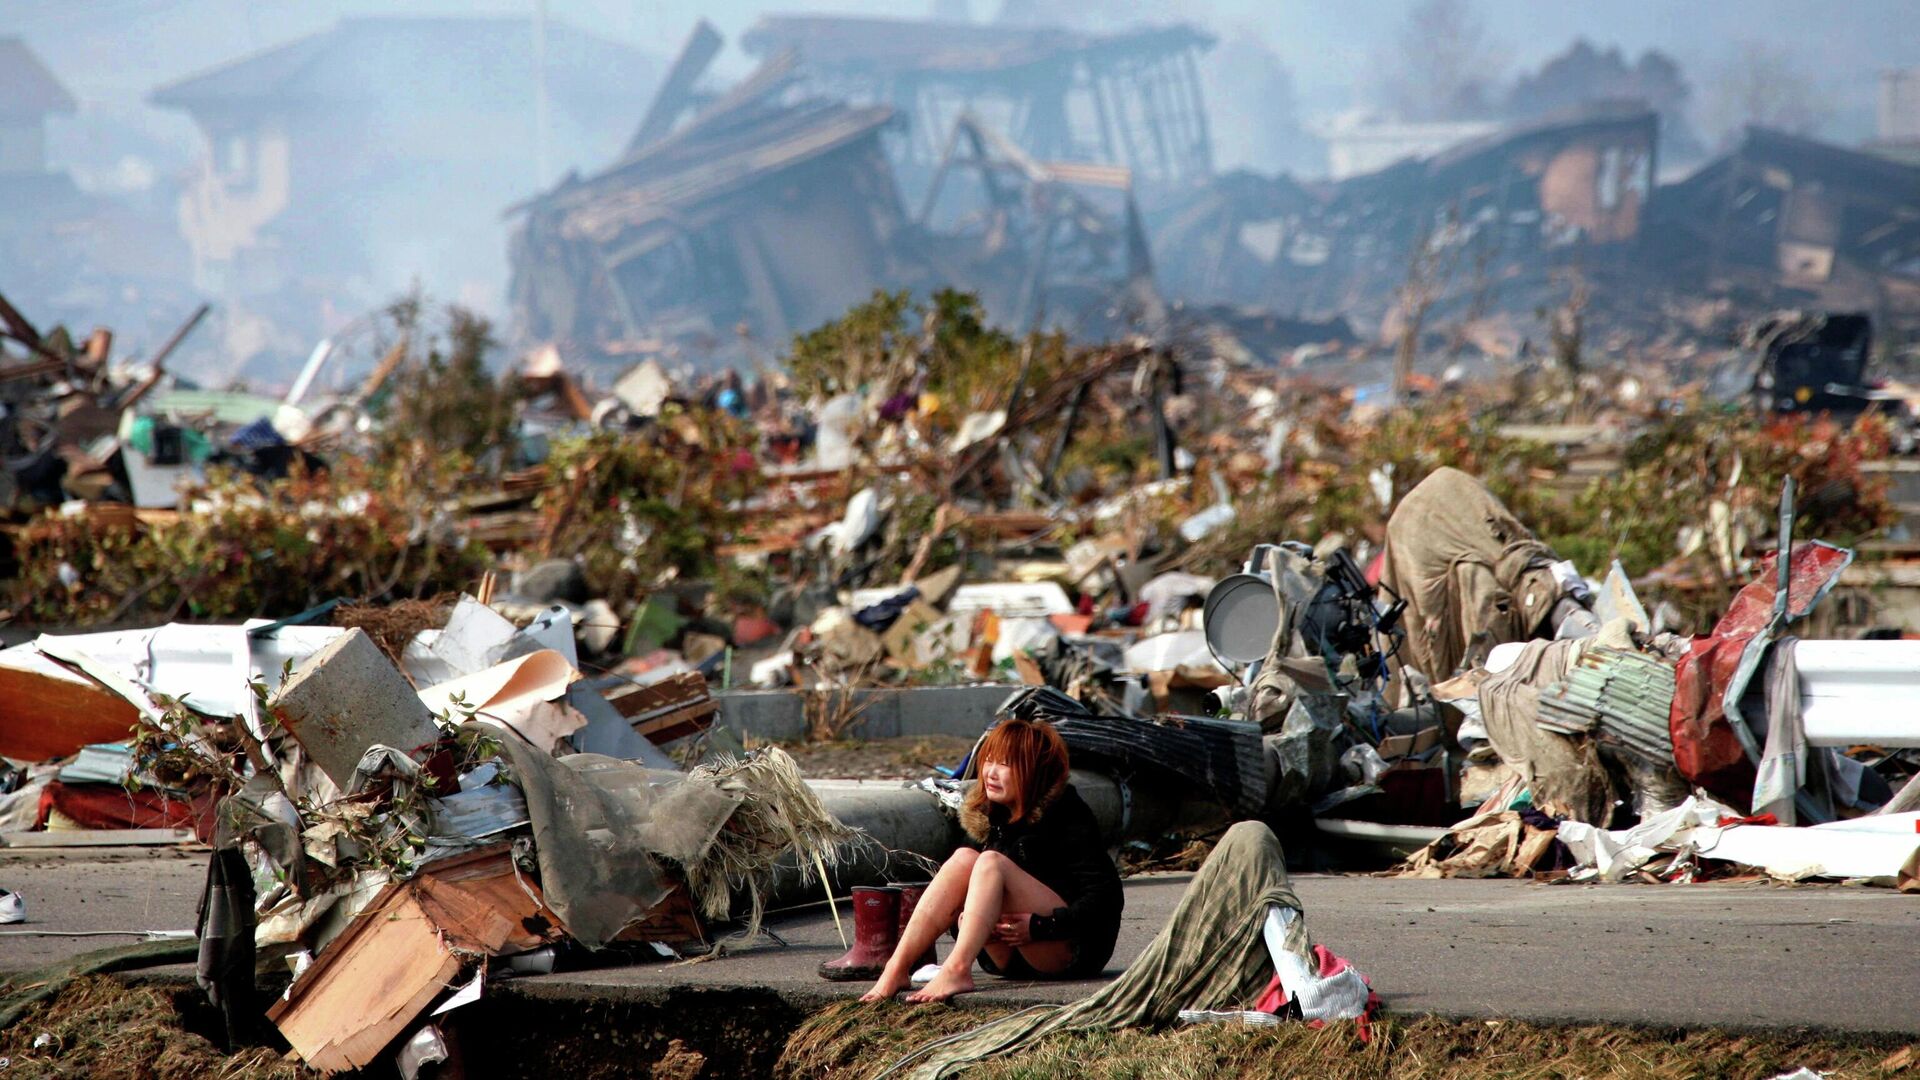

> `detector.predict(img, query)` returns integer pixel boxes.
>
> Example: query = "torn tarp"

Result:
[1478,639,1617,825]
[489,726,741,948]
[1669,541,1852,809]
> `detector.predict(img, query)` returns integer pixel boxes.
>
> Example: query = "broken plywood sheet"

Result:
[268,847,558,1074]
[268,888,460,1074]
[0,644,144,761]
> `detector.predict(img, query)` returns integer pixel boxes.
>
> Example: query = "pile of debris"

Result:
[0,591,859,1075]
[7,260,1920,915]
[1356,473,1920,888]
[0,291,222,517]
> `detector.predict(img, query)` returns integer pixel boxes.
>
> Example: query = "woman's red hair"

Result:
[966,718,1070,823]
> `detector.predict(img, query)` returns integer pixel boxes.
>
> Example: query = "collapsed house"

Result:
[915,115,1162,338]
[1155,106,1920,351]
[508,73,910,367]
[740,15,1217,195]
[1648,126,1920,330]
[508,27,1161,375]
[1152,102,1660,339]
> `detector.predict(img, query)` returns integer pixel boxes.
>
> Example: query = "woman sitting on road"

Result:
[861,718,1124,1003]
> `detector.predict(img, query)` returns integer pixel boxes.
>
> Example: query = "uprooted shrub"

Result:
[13,457,489,625]
[536,412,757,601]
[368,294,518,472]
[786,288,1076,420]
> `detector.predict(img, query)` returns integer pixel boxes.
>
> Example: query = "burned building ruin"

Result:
[740,15,1216,194]
[508,23,1166,375]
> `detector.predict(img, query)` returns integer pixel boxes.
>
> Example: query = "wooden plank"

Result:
[0,654,143,762]
[624,18,723,155]
[631,699,719,745]
[2,828,198,848]
[354,337,410,405]
[269,846,559,1074]
[0,356,65,383]
[603,672,717,743]
[606,672,709,719]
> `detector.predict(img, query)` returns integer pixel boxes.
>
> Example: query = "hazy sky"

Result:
[5,0,1912,377]
[11,0,1916,165]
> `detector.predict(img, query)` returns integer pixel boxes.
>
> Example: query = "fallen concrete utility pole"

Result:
[759,768,1229,910]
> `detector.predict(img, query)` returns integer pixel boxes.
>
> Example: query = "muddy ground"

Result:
[771,735,975,782]
[5,975,1920,1079]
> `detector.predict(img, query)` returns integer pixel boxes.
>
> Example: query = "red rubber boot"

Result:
[817,886,901,981]
[893,882,938,971]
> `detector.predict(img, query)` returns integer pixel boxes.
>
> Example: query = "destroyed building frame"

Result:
[740,15,1218,195]
[507,54,912,368]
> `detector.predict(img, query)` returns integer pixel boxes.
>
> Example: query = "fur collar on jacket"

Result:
[960,770,1072,842]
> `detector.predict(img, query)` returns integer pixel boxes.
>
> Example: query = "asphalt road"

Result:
[4,848,1918,1035]
[0,847,205,970]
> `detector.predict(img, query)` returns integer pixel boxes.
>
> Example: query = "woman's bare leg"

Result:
[909,851,1069,1003]
[859,848,978,1002]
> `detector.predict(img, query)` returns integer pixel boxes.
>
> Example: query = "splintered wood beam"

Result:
[627,19,724,156]
[354,336,410,405]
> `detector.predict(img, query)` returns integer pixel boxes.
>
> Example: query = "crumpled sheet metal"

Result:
[490,725,741,948]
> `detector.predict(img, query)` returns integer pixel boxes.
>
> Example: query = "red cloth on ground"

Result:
[1252,943,1385,1043]
[36,781,218,842]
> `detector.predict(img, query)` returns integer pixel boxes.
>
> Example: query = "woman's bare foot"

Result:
[858,971,910,1002]
[906,967,977,1004]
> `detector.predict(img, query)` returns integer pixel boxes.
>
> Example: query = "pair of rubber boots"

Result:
[817,882,936,981]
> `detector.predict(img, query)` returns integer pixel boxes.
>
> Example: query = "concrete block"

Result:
[271,628,440,787]
[714,684,1011,743]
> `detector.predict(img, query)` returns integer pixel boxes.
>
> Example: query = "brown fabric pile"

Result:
[1380,467,1562,684]
[1478,639,1617,825]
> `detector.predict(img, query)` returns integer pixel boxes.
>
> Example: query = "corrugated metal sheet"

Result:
[428,783,531,841]
[1538,647,1676,764]
[56,743,134,785]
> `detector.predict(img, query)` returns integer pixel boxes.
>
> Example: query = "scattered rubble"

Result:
[7,168,1920,1077]
[6,9,1920,1076]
